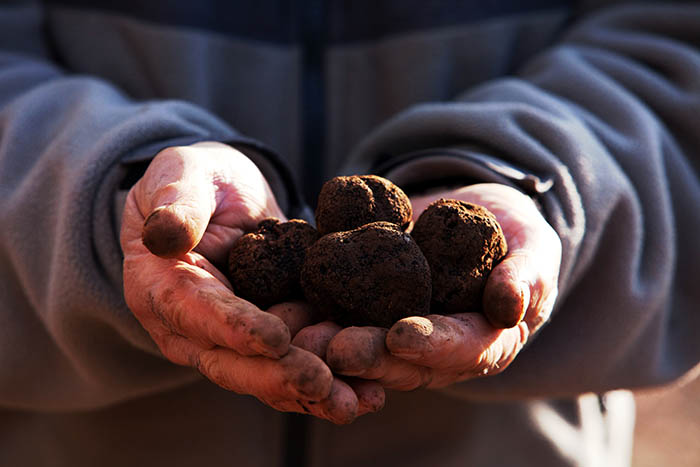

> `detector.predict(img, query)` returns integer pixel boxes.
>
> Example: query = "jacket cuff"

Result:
[229,139,310,222]
[373,147,553,198]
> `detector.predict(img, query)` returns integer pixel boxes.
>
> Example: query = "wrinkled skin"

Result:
[299,183,562,391]
[120,142,383,424]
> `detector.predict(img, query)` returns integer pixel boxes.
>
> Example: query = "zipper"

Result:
[283,1,327,467]
[299,0,327,207]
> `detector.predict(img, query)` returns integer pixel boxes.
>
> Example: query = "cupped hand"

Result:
[314,183,562,390]
[120,142,375,423]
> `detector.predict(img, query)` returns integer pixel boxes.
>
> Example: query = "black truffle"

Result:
[315,175,412,236]
[411,199,507,314]
[228,218,319,309]
[301,222,431,328]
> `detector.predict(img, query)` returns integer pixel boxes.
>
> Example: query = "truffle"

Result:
[301,222,431,328]
[315,175,412,236]
[228,218,319,309]
[411,199,507,314]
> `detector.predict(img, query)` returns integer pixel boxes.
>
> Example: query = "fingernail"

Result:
[142,205,194,258]
[484,280,530,329]
[386,318,433,357]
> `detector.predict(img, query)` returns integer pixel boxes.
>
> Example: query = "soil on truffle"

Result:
[315,175,412,236]
[411,199,507,314]
[228,218,319,309]
[301,221,431,328]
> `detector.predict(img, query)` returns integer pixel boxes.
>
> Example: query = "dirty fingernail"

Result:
[386,317,433,356]
[484,280,529,329]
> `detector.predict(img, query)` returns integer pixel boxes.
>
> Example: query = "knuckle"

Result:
[196,351,224,384]
[415,366,435,389]
[151,287,185,337]
[388,367,433,391]
[399,367,434,391]
[469,347,507,378]
[157,335,189,366]
[166,302,186,336]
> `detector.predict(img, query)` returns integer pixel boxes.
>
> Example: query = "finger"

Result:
[193,214,286,266]
[162,336,347,424]
[307,378,359,425]
[272,378,359,425]
[345,378,385,416]
[386,313,528,376]
[196,345,333,402]
[482,253,531,328]
[138,147,216,258]
[287,322,386,415]
[267,302,318,338]
[124,254,290,359]
[326,327,432,391]
[419,184,561,331]
[158,335,332,401]
[188,142,285,263]
[291,321,343,358]
[159,335,333,404]
[483,238,561,330]
[189,250,233,290]
[313,378,359,424]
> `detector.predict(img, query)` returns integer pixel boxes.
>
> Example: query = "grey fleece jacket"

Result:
[0,1,698,466]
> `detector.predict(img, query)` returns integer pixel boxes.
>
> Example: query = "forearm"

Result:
[345,3,700,397]
[0,5,300,410]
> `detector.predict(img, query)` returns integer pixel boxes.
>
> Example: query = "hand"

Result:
[120,142,375,423]
[313,183,562,390]
[291,318,386,418]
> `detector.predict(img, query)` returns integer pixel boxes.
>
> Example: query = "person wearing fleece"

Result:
[0,1,698,466]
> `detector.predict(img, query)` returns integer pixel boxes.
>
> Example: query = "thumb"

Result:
[483,238,560,330]
[482,252,531,329]
[139,148,215,258]
[142,202,211,258]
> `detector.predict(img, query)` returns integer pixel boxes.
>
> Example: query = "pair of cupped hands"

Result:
[120,142,561,424]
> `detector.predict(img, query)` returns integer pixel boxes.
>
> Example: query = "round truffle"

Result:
[411,199,507,314]
[301,221,431,328]
[315,175,412,236]
[228,218,319,309]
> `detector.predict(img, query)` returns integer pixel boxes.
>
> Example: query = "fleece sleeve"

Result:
[345,3,700,398]
[0,4,299,411]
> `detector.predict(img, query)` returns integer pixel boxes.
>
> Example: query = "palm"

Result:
[303,183,563,392]
[193,178,285,266]
[120,143,383,425]
[411,183,560,331]
[132,142,284,264]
